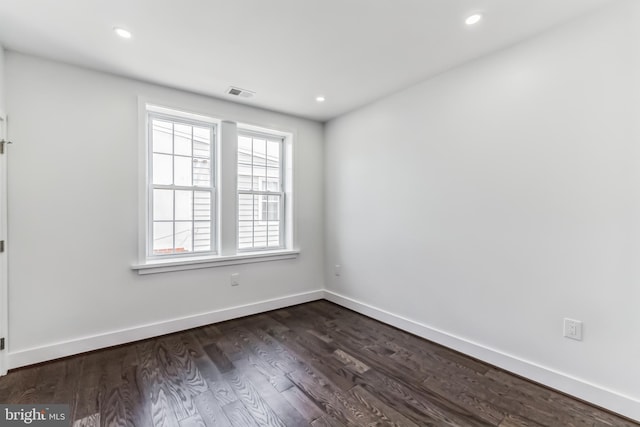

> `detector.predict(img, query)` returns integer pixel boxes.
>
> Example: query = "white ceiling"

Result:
[0,0,613,122]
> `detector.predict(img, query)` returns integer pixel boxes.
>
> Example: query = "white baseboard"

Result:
[8,289,324,370]
[323,290,640,423]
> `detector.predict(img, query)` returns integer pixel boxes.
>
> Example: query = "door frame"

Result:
[0,113,8,375]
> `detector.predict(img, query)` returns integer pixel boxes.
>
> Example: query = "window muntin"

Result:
[148,113,215,257]
[237,131,284,250]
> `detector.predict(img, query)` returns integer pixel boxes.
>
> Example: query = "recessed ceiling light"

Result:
[316,96,326,103]
[465,14,483,26]
[113,27,132,39]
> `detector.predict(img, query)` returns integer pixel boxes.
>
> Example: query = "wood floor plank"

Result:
[100,386,129,427]
[0,301,636,427]
[72,413,100,427]
[307,329,333,343]
[136,340,182,427]
[186,332,238,406]
[267,326,362,392]
[349,384,420,427]
[423,372,506,425]
[193,390,233,427]
[241,318,302,373]
[214,326,247,362]
[178,412,207,427]
[97,347,133,427]
[150,387,181,427]
[233,357,308,426]
[221,400,260,427]
[165,334,210,396]
[121,365,153,427]
[311,414,347,426]
[152,337,200,421]
[50,359,82,418]
[73,352,103,422]
[224,370,287,427]
[280,384,325,423]
[498,413,546,427]
[217,324,294,391]
[203,343,235,373]
[333,349,370,374]
[285,366,367,425]
[359,366,493,427]
[330,334,432,385]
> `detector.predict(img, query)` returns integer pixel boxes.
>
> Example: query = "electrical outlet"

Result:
[231,273,240,287]
[334,264,341,276]
[563,318,583,341]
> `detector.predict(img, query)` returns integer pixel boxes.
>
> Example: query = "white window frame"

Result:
[146,111,217,260]
[133,100,298,274]
[237,129,286,252]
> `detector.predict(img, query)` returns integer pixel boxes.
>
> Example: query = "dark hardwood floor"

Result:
[0,300,636,426]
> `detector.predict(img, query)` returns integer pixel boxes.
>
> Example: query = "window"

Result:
[136,103,296,273]
[147,112,215,258]
[238,131,284,250]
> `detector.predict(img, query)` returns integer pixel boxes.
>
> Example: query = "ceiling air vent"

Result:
[226,86,255,98]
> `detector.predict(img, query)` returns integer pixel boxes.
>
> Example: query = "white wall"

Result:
[325,1,640,420]
[0,46,5,112]
[5,52,324,363]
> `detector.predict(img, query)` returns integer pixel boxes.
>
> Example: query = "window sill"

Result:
[131,249,300,275]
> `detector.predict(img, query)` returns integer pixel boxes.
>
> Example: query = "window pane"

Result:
[153,189,173,221]
[238,193,254,221]
[153,222,173,255]
[193,158,210,187]
[152,119,173,154]
[153,153,173,185]
[175,222,193,253]
[253,166,266,191]
[268,195,280,220]
[193,127,211,159]
[267,140,280,165]
[253,194,262,221]
[253,138,267,166]
[266,167,280,191]
[194,221,211,252]
[254,222,267,247]
[268,223,280,247]
[239,136,252,156]
[175,190,193,220]
[174,156,192,186]
[253,194,266,247]
[174,123,192,156]
[238,221,253,249]
[266,178,280,191]
[238,164,252,190]
[260,194,268,221]
[194,191,211,220]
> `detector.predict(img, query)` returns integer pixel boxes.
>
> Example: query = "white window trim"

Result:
[134,97,298,274]
[131,249,300,275]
